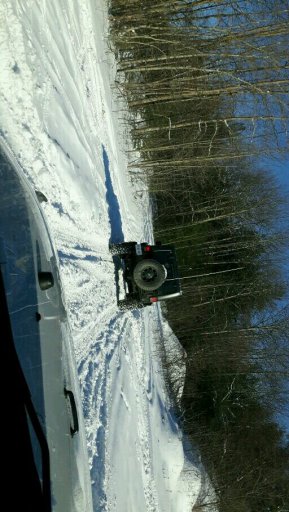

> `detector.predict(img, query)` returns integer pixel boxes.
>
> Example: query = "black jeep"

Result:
[110,241,182,310]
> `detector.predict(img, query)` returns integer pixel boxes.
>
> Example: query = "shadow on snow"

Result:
[102,144,124,245]
[102,144,126,303]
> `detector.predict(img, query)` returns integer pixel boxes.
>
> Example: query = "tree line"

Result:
[109,1,289,510]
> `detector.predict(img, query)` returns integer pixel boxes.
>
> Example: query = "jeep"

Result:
[110,241,182,310]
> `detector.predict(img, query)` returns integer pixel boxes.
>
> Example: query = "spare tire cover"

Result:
[133,259,167,291]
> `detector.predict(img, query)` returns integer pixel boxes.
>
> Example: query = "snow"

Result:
[0,0,206,510]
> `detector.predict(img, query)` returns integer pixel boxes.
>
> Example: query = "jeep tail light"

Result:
[144,245,152,252]
[150,297,158,303]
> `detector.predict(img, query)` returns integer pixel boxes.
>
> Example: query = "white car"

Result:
[0,144,93,512]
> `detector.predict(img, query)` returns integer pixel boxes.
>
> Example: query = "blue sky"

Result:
[266,154,289,435]
[270,157,289,194]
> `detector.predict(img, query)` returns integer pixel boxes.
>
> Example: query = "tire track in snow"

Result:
[79,312,130,509]
[107,311,160,512]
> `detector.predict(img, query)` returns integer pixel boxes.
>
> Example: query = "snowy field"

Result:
[0,1,205,510]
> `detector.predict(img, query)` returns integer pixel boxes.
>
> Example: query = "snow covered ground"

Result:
[0,1,205,510]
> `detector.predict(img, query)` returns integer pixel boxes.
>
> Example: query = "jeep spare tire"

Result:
[133,259,167,291]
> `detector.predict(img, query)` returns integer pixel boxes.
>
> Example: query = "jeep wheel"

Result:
[133,259,166,291]
[109,241,136,256]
